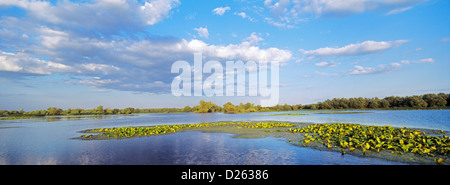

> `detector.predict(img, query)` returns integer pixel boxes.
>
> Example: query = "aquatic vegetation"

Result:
[0,116,38,120]
[80,122,296,139]
[288,123,450,158]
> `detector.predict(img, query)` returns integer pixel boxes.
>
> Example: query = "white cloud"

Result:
[264,17,297,29]
[265,0,291,17]
[212,7,230,15]
[401,60,411,64]
[301,40,408,57]
[0,52,23,72]
[385,6,413,15]
[390,62,402,67]
[187,38,292,63]
[141,0,180,25]
[398,58,434,65]
[194,27,209,38]
[415,58,434,63]
[315,61,340,67]
[80,63,120,75]
[0,0,180,34]
[234,12,255,22]
[78,77,120,87]
[0,0,293,94]
[348,65,379,75]
[347,63,402,75]
[246,32,264,45]
[0,51,73,75]
[290,0,427,18]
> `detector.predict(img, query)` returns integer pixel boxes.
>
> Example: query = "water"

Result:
[0,110,449,165]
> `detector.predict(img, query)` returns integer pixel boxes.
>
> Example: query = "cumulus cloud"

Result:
[0,1,295,94]
[0,2,292,94]
[212,6,230,15]
[246,32,264,45]
[0,0,180,35]
[0,51,73,75]
[348,65,379,75]
[187,38,292,63]
[301,40,408,57]
[194,27,209,38]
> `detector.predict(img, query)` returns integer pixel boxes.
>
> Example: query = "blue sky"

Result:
[0,0,449,110]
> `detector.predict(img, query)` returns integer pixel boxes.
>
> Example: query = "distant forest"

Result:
[1,93,449,117]
[190,92,450,113]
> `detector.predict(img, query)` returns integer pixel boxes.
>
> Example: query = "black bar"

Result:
[1,165,447,184]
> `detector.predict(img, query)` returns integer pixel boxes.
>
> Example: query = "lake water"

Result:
[0,110,449,165]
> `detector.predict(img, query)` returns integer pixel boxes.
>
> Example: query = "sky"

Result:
[0,0,449,110]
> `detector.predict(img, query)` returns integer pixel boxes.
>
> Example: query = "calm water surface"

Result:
[0,110,448,165]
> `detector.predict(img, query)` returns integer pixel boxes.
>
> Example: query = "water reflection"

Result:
[1,110,448,165]
[0,131,406,165]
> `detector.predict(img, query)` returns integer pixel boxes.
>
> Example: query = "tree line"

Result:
[191,93,450,113]
[1,93,449,117]
[303,93,449,110]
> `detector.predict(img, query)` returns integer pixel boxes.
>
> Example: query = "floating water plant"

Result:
[80,122,296,139]
[0,116,38,120]
[289,123,450,158]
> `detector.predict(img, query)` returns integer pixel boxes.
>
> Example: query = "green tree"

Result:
[47,107,63,116]
[380,99,390,108]
[339,98,349,109]
[122,107,135,114]
[196,100,220,113]
[96,105,104,114]
[447,93,450,106]
[223,102,237,114]
[405,95,428,108]
[183,106,192,112]
[282,103,292,111]
[422,93,446,108]
[368,97,380,108]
